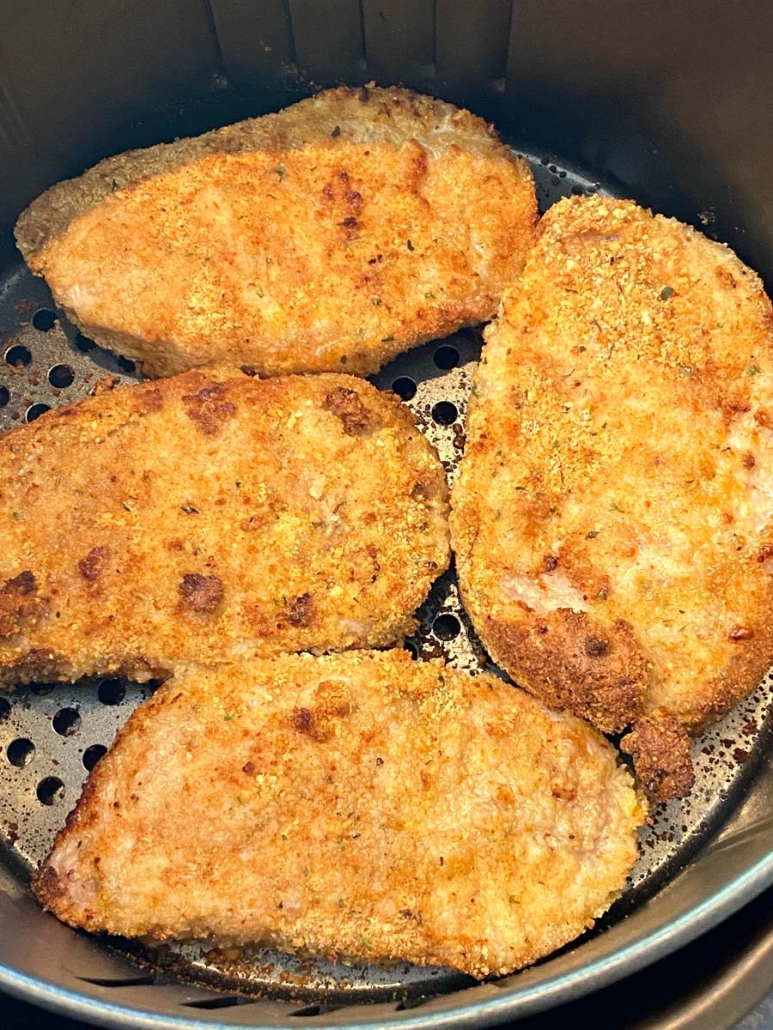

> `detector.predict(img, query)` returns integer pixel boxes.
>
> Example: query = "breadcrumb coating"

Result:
[33,650,644,978]
[452,194,773,798]
[15,86,536,378]
[0,367,449,686]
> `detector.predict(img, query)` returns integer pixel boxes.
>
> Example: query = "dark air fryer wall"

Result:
[2,0,773,278]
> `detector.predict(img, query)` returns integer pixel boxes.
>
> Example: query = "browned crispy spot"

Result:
[183,383,237,435]
[136,387,164,414]
[78,546,109,582]
[177,573,224,614]
[729,624,754,641]
[323,387,377,437]
[621,711,695,801]
[584,635,609,657]
[31,862,66,905]
[0,571,43,637]
[290,680,352,742]
[291,706,314,735]
[720,386,751,421]
[287,593,314,627]
[3,571,35,596]
[485,610,648,734]
[241,514,267,532]
[551,781,577,802]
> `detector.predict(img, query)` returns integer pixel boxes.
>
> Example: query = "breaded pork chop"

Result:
[33,650,643,978]
[452,195,773,800]
[0,368,448,687]
[15,86,537,379]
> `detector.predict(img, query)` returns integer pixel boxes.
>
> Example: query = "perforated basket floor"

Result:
[1,148,773,1020]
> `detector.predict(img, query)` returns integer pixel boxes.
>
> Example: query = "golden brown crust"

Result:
[15,86,537,378]
[33,650,644,978]
[451,194,773,797]
[482,611,649,734]
[0,368,449,686]
[621,712,695,803]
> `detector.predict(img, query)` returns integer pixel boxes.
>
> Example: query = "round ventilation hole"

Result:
[37,777,65,806]
[32,308,57,332]
[0,697,11,723]
[53,707,81,737]
[26,403,51,423]
[98,679,126,705]
[0,386,9,409]
[431,401,458,425]
[391,376,417,401]
[74,332,96,352]
[30,682,55,696]
[7,738,35,768]
[404,640,419,660]
[433,345,459,370]
[433,613,462,640]
[5,345,32,368]
[48,363,75,388]
[83,744,107,771]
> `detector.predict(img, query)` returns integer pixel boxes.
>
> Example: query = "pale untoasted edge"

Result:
[33,651,645,979]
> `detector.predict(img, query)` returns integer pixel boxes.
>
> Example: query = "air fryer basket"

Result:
[3,2,773,1028]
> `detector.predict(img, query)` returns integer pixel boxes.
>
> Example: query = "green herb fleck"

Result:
[660,285,675,300]
[181,505,198,515]
[340,355,348,365]
[371,296,382,307]
[224,712,235,721]
[609,501,623,513]
[12,511,21,521]
[275,165,285,179]
[381,334,395,342]
[596,588,608,600]
[360,933,372,949]
[281,833,288,841]
[406,239,414,251]
[508,894,520,905]
[586,530,599,539]
[255,284,265,298]
[747,364,761,376]
[142,470,150,482]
